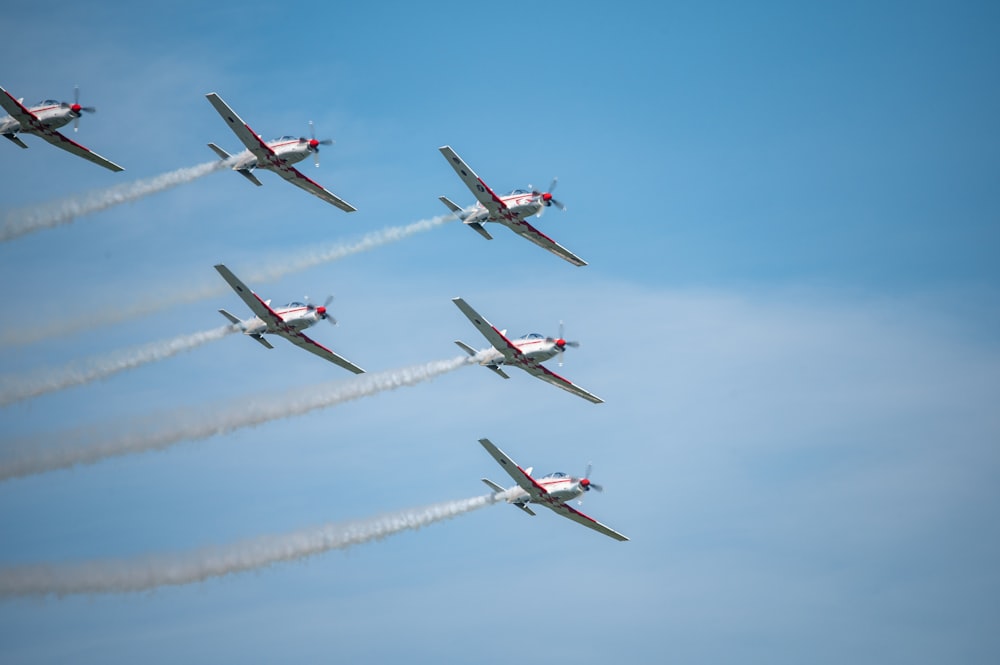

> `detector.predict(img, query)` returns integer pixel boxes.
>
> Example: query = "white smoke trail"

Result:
[0,160,227,242]
[0,215,455,347]
[0,325,234,407]
[0,356,471,481]
[0,494,497,597]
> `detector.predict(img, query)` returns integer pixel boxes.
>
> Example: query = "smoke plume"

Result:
[0,160,227,242]
[0,494,497,597]
[0,356,471,481]
[0,326,234,407]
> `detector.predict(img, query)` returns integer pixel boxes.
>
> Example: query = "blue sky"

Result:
[1,1,998,662]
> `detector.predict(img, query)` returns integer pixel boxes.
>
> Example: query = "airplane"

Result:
[451,297,603,404]
[0,85,124,172]
[438,145,585,267]
[205,92,356,212]
[478,437,628,542]
[214,263,365,374]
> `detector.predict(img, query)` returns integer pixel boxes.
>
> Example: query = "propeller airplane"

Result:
[478,438,628,542]
[438,145,585,266]
[214,264,365,374]
[452,297,602,404]
[0,85,124,172]
[205,92,356,212]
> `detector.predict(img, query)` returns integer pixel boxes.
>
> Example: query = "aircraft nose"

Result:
[316,306,326,316]
[580,478,590,488]
[555,338,566,348]
[70,103,82,113]
[309,138,320,149]
[542,192,552,202]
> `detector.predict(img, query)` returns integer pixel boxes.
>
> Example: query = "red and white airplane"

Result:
[452,297,602,404]
[0,85,124,172]
[205,92,356,212]
[438,145,585,267]
[479,438,628,542]
[215,264,365,374]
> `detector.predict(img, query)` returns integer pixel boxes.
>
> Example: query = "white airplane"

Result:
[0,85,124,172]
[478,438,628,542]
[438,145,585,267]
[214,264,365,374]
[205,92,356,212]
[452,297,602,404]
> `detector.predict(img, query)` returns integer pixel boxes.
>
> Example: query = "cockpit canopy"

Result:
[507,188,530,195]
[271,135,302,143]
[517,332,545,340]
[286,301,306,308]
[541,471,568,479]
[36,100,62,107]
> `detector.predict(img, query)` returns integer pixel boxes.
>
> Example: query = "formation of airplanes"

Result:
[6,83,626,543]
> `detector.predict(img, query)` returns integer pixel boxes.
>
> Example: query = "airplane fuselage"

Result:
[503,475,586,508]
[475,334,564,368]
[236,304,323,337]
[465,191,544,226]
[227,137,313,172]
[1,101,78,136]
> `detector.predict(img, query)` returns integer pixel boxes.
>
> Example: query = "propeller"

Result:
[63,86,96,132]
[577,463,604,504]
[304,120,334,167]
[306,295,337,325]
[547,320,580,366]
[532,177,566,213]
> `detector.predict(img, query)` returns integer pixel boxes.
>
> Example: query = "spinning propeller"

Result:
[62,86,96,132]
[547,320,580,366]
[303,120,334,167]
[305,295,337,325]
[577,463,604,504]
[532,177,566,212]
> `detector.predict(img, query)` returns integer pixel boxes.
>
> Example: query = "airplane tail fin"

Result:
[440,196,492,240]
[208,143,263,186]
[455,340,510,378]
[481,478,536,515]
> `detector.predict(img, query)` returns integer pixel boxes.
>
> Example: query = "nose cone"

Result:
[542,192,552,202]
[316,306,327,317]
[309,138,320,149]
[70,103,82,114]
[555,338,566,348]
[580,478,590,488]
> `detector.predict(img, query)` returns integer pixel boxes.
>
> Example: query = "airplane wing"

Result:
[439,146,508,217]
[507,218,587,267]
[280,330,365,374]
[205,92,274,163]
[451,297,525,364]
[270,162,357,212]
[520,362,604,404]
[545,502,629,541]
[0,87,123,171]
[477,438,548,501]
[214,264,284,328]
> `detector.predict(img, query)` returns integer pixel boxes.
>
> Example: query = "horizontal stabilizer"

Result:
[3,133,28,149]
[218,309,241,325]
[236,168,263,186]
[454,340,478,356]
[207,142,231,160]
[250,333,274,349]
[481,478,505,493]
[438,195,465,218]
[466,221,493,240]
